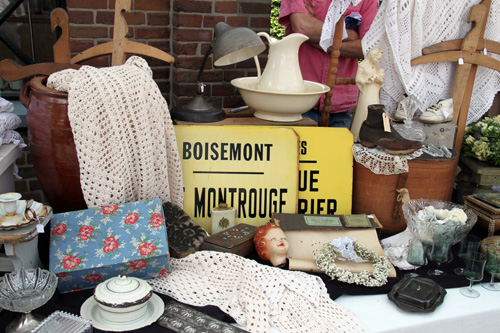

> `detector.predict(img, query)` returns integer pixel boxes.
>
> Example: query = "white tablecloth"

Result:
[335,285,500,332]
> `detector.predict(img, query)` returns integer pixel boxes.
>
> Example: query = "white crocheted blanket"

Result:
[360,0,500,124]
[47,57,184,208]
[149,251,366,333]
[0,97,25,148]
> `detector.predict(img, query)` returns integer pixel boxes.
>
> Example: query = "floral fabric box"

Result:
[49,198,171,293]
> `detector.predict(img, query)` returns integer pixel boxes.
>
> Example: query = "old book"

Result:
[274,213,382,231]
[200,223,257,257]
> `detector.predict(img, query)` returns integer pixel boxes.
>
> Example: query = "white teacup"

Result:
[0,192,22,216]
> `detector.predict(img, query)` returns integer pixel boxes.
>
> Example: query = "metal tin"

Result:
[211,203,236,234]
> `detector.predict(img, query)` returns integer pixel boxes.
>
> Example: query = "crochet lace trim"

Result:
[353,143,423,175]
[149,251,367,333]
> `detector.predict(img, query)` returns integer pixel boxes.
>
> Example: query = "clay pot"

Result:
[20,76,86,213]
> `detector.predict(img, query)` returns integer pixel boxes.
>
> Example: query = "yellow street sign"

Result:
[292,127,353,215]
[174,125,300,232]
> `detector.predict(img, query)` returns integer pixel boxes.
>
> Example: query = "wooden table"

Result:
[174,108,318,127]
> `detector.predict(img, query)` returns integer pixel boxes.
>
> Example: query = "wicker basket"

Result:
[352,154,459,234]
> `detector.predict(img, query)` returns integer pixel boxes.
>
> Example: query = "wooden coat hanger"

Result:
[71,0,174,66]
[0,0,174,82]
[411,0,499,152]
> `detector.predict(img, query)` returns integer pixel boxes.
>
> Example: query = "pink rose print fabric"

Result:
[129,259,147,270]
[125,212,139,224]
[149,213,164,228]
[52,223,67,236]
[78,225,95,241]
[63,255,81,270]
[138,242,157,256]
[101,205,119,215]
[103,236,119,253]
[49,198,171,293]
[85,274,102,282]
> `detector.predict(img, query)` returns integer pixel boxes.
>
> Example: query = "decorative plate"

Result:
[81,294,164,332]
[388,276,446,312]
[0,200,48,230]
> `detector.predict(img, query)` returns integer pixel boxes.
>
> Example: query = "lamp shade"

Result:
[170,22,265,123]
[213,23,266,67]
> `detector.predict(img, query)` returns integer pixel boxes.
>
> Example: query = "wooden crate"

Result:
[460,155,500,187]
[463,195,500,236]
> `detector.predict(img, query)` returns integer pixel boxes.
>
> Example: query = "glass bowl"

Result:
[402,199,478,246]
[0,268,58,333]
[0,268,57,313]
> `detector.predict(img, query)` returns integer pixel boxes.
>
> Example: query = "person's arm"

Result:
[290,12,364,59]
[289,12,323,43]
[340,39,363,59]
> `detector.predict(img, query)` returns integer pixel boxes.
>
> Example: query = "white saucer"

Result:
[0,200,48,230]
[80,294,164,332]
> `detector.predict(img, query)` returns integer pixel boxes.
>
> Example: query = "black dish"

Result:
[388,276,446,312]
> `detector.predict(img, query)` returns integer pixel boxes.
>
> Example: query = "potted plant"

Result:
[461,115,500,188]
[462,115,500,166]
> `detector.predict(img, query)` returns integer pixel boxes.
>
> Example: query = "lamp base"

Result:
[171,95,226,123]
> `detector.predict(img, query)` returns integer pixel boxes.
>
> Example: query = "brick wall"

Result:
[66,0,271,108]
[66,0,174,97]
[172,0,271,109]
[13,0,271,207]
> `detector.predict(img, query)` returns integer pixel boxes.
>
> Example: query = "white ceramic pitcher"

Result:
[256,32,309,93]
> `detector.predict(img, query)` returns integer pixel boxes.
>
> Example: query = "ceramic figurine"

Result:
[254,222,289,267]
[351,48,385,142]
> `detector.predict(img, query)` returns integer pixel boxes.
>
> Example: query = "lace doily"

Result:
[0,97,14,113]
[320,0,362,51]
[361,0,500,125]
[149,251,367,333]
[47,56,184,208]
[0,98,26,151]
[329,237,368,263]
[0,112,21,136]
[353,143,423,175]
[47,69,77,92]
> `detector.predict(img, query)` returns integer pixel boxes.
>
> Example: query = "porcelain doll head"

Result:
[254,222,289,267]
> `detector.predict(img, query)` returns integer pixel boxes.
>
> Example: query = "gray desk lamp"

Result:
[170,22,265,122]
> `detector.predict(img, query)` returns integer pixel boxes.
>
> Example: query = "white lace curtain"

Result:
[360,0,500,124]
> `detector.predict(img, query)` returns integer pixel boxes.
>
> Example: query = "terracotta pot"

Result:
[20,76,86,213]
[352,154,459,234]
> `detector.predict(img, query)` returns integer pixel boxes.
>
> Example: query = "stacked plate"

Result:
[81,275,164,332]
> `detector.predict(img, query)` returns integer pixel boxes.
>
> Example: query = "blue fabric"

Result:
[49,198,171,293]
[303,109,352,128]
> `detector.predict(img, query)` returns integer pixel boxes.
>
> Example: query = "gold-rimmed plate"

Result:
[0,200,48,231]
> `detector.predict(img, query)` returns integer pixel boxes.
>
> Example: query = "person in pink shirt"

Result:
[279,0,379,127]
